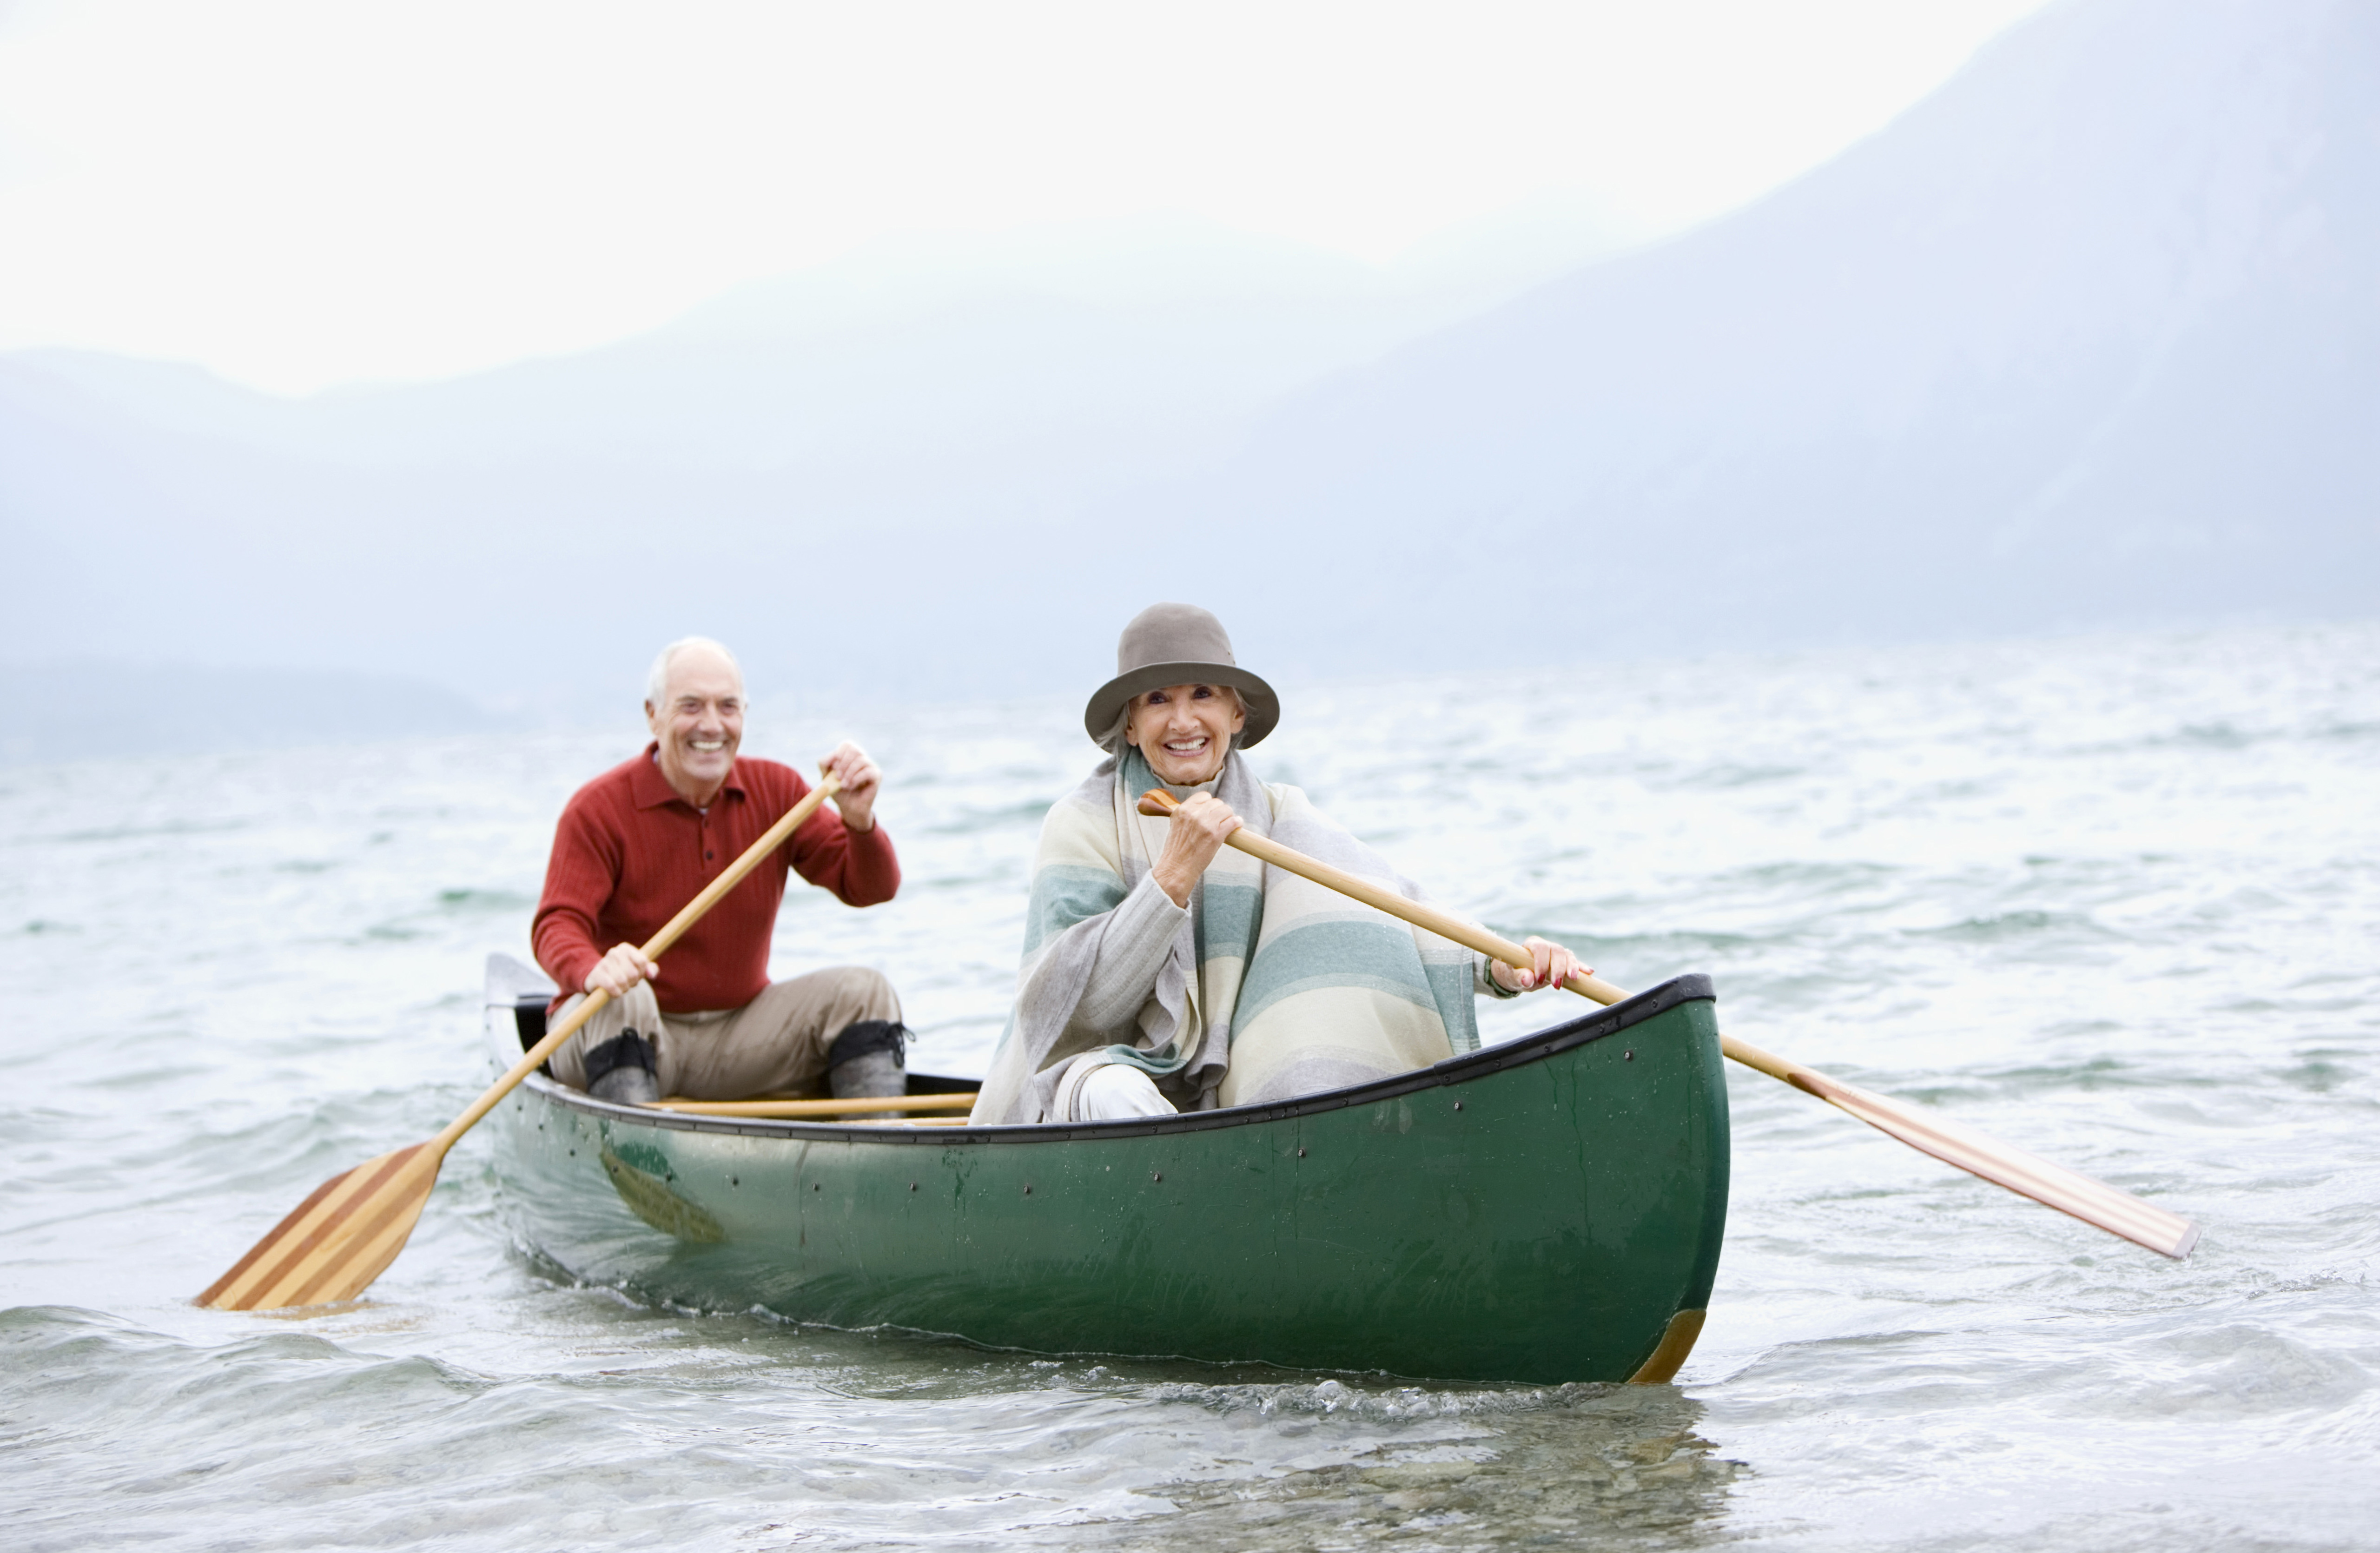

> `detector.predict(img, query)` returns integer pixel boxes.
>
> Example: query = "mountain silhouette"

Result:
[1148,0,2380,677]
[2,0,2370,741]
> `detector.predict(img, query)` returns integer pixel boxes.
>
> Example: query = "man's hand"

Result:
[820,741,882,831]
[1490,936,1592,994]
[1151,792,1242,907]
[586,942,659,999]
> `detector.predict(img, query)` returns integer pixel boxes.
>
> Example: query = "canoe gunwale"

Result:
[516,972,1715,1144]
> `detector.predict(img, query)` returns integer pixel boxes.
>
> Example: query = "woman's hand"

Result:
[1151,793,1241,906]
[1491,936,1592,994]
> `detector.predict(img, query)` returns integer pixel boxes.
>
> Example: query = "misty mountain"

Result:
[2,0,2373,741]
[13,216,1613,472]
[0,214,1626,733]
[1167,0,2380,676]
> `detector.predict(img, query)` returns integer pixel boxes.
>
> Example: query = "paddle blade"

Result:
[1719,1035,2197,1257]
[197,1142,444,1310]
[1825,1077,2198,1257]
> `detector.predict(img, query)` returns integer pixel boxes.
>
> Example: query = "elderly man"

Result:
[532,637,906,1105]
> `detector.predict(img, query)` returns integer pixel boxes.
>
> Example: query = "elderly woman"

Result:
[971,602,1590,1125]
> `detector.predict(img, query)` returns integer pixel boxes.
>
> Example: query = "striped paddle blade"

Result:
[197,1142,447,1311]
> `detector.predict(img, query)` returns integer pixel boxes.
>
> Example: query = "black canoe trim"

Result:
[519,974,1714,1146]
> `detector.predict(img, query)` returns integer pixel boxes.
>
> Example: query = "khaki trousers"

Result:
[549,966,901,1101]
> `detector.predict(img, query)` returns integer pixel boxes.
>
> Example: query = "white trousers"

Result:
[1074,1063,1177,1119]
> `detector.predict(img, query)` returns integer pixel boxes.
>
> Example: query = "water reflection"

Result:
[1060,1377,1734,1550]
[789,1332,1740,1550]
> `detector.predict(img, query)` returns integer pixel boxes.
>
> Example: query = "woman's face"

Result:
[1125,682,1245,786]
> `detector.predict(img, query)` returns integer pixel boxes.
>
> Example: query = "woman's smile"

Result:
[1127,682,1245,786]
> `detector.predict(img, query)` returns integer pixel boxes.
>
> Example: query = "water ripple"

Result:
[1,623,2375,1548]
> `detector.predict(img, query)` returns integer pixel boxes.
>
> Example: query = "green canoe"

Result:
[483,955,1729,1384]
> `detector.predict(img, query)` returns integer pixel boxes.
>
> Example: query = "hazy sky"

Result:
[0,0,2054,394]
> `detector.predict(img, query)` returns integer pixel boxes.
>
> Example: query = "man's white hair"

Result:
[646,637,746,709]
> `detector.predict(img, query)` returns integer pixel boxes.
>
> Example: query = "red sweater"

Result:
[532,746,900,1014]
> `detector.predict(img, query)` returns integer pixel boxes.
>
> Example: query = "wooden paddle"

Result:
[1138,788,2200,1260]
[197,773,845,1311]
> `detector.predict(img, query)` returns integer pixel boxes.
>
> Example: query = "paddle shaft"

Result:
[1176,826,1886,1088]
[434,773,842,1150]
[1190,820,1811,1076]
[1140,795,1625,1003]
[1170,814,1795,1074]
[1136,788,2199,1258]
[197,772,850,1310]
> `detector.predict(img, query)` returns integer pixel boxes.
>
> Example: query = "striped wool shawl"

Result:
[970,746,1504,1125]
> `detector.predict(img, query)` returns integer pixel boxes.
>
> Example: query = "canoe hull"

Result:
[489,975,1728,1384]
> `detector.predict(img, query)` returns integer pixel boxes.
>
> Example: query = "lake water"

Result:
[4,623,2375,1550]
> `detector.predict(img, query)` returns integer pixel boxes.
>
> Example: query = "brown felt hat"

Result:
[1083,602,1281,749]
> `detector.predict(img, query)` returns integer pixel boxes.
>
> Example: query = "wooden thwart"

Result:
[1137,787,2200,1259]
[653,1092,976,1118]
[198,775,845,1311]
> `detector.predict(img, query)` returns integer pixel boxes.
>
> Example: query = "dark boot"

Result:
[585,1029,660,1105]
[827,1019,908,1115]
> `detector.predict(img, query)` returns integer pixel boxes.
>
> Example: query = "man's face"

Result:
[646,646,745,799]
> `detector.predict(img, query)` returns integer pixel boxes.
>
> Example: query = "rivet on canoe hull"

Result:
[1024,1184,1032,1196]
[729,1177,739,1187]
[1625,1050,1634,1060]
[1453,1101,1463,1111]
[1152,1172,1162,1182]
[909,1182,918,1191]
[1297,1148,1306,1158]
